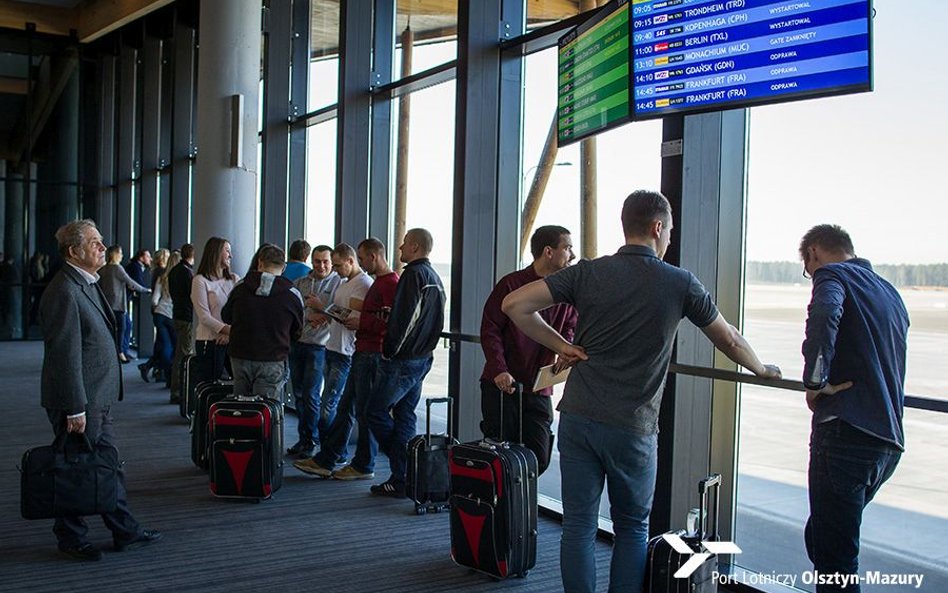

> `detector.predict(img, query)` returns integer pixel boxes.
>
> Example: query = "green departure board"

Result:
[557,0,631,146]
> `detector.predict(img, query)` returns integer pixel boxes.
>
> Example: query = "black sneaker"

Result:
[286,442,303,455]
[59,542,103,562]
[138,363,151,383]
[114,529,162,552]
[370,481,406,498]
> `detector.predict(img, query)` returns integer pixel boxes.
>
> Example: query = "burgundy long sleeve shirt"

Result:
[480,266,578,396]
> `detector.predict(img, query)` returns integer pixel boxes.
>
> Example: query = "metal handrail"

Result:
[439,332,947,413]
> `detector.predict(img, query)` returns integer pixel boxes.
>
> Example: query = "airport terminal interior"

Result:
[0,0,945,591]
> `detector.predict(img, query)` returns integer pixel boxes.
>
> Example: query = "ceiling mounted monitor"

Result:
[630,0,873,120]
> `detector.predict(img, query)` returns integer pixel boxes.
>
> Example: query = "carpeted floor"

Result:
[0,341,612,592]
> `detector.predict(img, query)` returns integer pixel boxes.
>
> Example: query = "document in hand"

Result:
[323,303,352,323]
[532,364,571,392]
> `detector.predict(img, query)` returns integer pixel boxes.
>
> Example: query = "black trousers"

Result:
[46,407,141,547]
[479,380,554,475]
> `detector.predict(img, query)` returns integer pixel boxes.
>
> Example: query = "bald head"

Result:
[399,228,433,264]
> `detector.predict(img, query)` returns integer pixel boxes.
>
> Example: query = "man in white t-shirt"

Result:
[313,243,373,459]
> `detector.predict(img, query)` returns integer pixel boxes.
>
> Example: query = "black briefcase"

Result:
[19,432,121,520]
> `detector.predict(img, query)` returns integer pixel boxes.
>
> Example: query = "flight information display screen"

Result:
[557,0,631,146]
[630,0,872,120]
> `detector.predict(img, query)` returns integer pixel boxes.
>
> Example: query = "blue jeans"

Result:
[366,356,432,486]
[151,314,176,378]
[805,419,901,593]
[289,343,326,449]
[121,311,132,356]
[319,350,352,445]
[558,413,657,593]
[315,352,381,472]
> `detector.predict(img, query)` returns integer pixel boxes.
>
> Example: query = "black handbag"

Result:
[19,432,121,520]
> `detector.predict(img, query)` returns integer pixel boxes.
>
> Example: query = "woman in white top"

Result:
[191,237,239,385]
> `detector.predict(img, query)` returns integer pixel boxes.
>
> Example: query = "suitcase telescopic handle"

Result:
[697,473,721,542]
[498,382,525,444]
[425,397,453,444]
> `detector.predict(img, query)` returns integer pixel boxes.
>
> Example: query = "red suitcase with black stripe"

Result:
[448,385,537,579]
[208,396,284,500]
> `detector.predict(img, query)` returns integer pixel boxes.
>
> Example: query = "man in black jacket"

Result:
[221,244,304,400]
[365,228,445,497]
[168,243,195,404]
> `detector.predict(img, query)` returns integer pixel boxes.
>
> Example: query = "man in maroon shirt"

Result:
[295,237,399,480]
[480,225,577,474]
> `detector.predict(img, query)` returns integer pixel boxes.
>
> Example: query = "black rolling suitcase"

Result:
[407,397,458,515]
[179,354,197,419]
[448,384,538,579]
[645,474,722,593]
[190,381,234,471]
[208,396,284,500]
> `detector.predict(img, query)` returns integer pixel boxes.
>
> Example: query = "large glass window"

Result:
[309,2,340,111]
[304,120,337,245]
[521,45,662,517]
[736,1,948,588]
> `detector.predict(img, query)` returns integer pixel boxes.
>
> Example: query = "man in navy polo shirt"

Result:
[503,190,780,593]
[799,224,909,593]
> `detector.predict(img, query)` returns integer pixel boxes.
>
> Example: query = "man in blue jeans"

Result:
[366,228,445,497]
[503,190,780,593]
[799,224,909,593]
[288,245,340,458]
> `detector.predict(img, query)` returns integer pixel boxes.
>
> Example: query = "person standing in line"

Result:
[168,243,195,405]
[798,224,909,593]
[190,237,239,386]
[502,190,780,593]
[140,250,179,386]
[39,220,161,562]
[365,228,445,497]
[314,243,373,455]
[283,239,313,282]
[295,238,399,480]
[221,244,303,400]
[480,225,578,475]
[98,246,150,363]
[138,248,170,382]
[287,244,341,458]
[123,249,152,360]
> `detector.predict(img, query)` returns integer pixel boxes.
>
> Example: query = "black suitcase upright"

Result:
[190,381,234,471]
[406,397,458,515]
[208,396,284,499]
[179,353,197,419]
[448,384,538,579]
[645,474,722,593]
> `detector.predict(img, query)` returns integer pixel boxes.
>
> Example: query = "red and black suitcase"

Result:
[190,381,233,471]
[645,474,722,593]
[208,396,284,500]
[448,384,537,579]
[406,397,458,515]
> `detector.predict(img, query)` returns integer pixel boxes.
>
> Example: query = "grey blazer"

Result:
[39,265,124,415]
[97,263,148,312]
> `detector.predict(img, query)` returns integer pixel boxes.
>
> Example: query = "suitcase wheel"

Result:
[518,571,529,579]
[415,505,427,516]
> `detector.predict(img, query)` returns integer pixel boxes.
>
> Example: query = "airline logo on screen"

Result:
[662,533,742,578]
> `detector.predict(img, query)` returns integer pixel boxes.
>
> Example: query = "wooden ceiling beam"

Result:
[0,76,29,94]
[0,0,76,37]
[77,0,176,43]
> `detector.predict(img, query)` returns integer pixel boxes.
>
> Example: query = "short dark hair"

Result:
[358,237,386,256]
[530,225,571,260]
[621,190,672,238]
[333,242,356,261]
[799,224,855,261]
[134,249,150,261]
[256,244,286,268]
[312,244,333,256]
[180,243,195,260]
[405,228,433,256]
[288,239,311,262]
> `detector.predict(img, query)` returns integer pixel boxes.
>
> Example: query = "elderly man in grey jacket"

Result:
[39,220,161,562]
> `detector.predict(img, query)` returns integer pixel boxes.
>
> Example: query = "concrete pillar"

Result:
[192,0,262,273]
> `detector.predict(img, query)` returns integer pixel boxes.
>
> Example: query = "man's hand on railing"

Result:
[758,364,782,380]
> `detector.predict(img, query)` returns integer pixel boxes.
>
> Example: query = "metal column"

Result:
[287,0,311,242]
[368,0,394,246]
[261,0,293,248]
[169,6,196,249]
[192,0,264,273]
